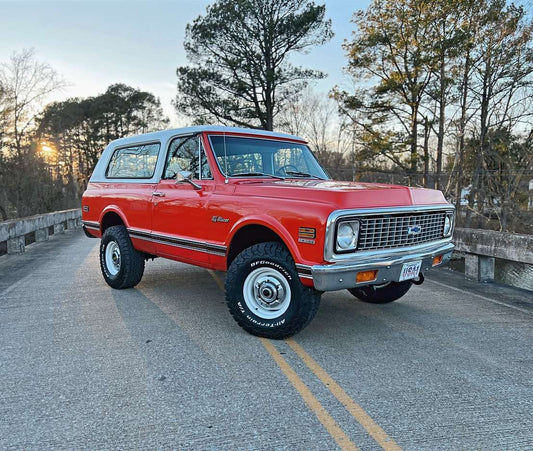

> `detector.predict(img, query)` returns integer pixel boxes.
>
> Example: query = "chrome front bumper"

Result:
[310,242,454,291]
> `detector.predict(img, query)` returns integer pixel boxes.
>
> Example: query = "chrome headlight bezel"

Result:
[335,220,360,253]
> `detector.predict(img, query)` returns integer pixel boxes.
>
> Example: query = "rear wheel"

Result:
[100,225,145,289]
[347,281,412,304]
[225,242,321,339]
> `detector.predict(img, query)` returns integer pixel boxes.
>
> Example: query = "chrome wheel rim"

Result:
[242,267,291,319]
[105,241,121,276]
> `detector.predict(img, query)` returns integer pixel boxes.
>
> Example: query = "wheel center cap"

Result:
[254,277,285,308]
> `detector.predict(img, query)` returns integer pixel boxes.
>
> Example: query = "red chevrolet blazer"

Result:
[82,126,455,338]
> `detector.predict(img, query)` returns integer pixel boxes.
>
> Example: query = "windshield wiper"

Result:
[285,171,326,180]
[229,171,285,180]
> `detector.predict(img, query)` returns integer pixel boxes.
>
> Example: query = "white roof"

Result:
[107,125,306,148]
[89,125,308,183]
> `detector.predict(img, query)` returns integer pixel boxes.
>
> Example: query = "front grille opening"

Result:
[354,211,446,251]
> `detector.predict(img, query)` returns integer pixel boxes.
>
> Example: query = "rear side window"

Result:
[106,143,160,179]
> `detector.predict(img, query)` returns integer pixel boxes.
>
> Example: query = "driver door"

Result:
[151,134,214,265]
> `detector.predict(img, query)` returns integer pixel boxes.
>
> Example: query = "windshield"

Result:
[208,135,329,180]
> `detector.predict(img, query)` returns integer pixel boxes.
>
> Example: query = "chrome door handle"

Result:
[152,191,165,197]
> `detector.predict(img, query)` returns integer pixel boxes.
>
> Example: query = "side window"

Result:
[106,143,160,179]
[200,144,212,180]
[164,136,212,180]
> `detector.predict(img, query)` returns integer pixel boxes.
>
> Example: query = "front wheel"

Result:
[347,280,412,304]
[225,242,321,339]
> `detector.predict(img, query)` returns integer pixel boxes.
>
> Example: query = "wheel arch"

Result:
[99,207,129,233]
[226,218,302,268]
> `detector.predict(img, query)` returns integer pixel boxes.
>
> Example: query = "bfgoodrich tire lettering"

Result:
[225,242,321,339]
[100,225,145,289]
[348,280,412,304]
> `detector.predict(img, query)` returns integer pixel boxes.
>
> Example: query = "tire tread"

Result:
[225,242,321,339]
[100,225,145,289]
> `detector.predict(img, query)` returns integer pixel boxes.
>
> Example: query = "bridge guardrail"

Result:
[0,209,81,255]
[454,227,533,282]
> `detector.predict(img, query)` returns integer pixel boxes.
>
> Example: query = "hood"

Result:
[233,179,449,209]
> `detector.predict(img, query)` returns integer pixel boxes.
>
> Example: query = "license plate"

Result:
[399,261,422,281]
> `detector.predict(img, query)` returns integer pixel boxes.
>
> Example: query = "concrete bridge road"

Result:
[1,229,532,450]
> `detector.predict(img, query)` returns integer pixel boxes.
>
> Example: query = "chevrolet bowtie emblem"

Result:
[407,225,422,235]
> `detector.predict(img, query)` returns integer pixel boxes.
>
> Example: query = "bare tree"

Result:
[0,49,66,160]
[277,88,354,178]
[0,49,67,219]
[0,83,10,157]
[278,89,339,148]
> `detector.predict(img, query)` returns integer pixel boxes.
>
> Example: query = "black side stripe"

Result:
[128,228,227,256]
[82,220,100,230]
[87,223,312,272]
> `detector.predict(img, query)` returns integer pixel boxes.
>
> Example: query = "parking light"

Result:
[356,270,378,283]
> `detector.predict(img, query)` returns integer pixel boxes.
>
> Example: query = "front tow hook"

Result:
[412,272,425,285]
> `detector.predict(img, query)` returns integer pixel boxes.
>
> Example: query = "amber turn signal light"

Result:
[432,255,443,267]
[356,270,378,283]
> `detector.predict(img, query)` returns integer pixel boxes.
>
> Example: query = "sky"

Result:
[0,0,371,126]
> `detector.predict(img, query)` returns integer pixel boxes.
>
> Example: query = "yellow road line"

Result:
[260,338,358,451]
[286,339,401,451]
[207,270,225,291]
[207,269,387,450]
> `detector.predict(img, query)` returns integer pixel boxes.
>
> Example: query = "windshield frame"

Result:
[207,134,330,180]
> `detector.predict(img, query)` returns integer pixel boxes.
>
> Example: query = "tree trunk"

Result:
[469,56,492,228]
[455,49,471,225]
[423,117,430,187]
[409,104,419,185]
[436,53,446,190]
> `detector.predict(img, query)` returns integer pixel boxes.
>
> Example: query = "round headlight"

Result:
[443,214,453,236]
[336,221,359,251]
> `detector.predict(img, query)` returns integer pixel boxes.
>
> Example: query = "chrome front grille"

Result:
[356,211,446,251]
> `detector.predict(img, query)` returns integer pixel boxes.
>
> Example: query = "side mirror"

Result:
[176,170,202,190]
